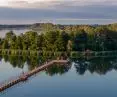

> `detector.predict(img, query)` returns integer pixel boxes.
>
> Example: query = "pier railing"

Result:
[0,60,68,92]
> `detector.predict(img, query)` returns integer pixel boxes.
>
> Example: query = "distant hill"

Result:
[0,23,117,32]
[0,24,31,30]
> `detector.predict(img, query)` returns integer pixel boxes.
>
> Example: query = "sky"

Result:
[0,0,117,24]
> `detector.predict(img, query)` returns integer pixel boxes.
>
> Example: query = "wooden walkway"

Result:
[0,60,68,92]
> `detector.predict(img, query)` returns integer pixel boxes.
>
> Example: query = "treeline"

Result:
[0,23,117,51]
[0,24,30,30]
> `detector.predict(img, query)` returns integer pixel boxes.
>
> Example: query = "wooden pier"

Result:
[0,60,68,92]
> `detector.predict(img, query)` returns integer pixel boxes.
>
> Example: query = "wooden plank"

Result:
[0,60,68,92]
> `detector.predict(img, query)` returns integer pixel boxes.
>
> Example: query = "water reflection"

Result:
[0,55,52,71]
[0,55,117,76]
[1,55,117,97]
[73,57,117,75]
[45,63,72,76]
[0,29,29,38]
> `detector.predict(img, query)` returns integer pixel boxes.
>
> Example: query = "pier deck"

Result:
[0,60,68,92]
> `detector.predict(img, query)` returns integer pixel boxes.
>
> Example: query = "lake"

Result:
[0,55,117,97]
[0,29,30,38]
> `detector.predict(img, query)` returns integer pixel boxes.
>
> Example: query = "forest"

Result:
[0,23,117,51]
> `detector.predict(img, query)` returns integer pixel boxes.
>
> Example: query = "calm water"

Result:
[0,55,117,97]
[0,29,29,38]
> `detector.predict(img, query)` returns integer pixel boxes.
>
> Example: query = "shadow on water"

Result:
[0,54,54,71]
[72,57,117,75]
[0,53,117,95]
[0,53,71,74]
[0,54,117,76]
[45,63,72,76]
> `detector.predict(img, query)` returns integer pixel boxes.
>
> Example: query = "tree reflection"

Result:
[2,55,26,68]
[1,55,51,70]
[73,57,117,75]
[0,54,67,71]
[45,63,72,76]
[1,54,117,76]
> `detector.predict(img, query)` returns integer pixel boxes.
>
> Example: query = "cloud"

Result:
[0,0,117,24]
[0,0,117,9]
[0,5,117,19]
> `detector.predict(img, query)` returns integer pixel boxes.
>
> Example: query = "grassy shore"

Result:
[0,49,117,58]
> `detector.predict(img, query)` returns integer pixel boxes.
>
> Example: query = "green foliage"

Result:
[1,23,117,51]
[2,39,9,49]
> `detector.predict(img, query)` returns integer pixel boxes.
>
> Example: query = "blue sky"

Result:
[0,0,117,24]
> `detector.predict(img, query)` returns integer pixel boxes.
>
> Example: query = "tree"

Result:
[36,34,44,50]
[55,34,66,51]
[67,40,73,51]
[2,39,9,49]
[16,36,23,49]
[44,31,59,51]
[73,29,87,51]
